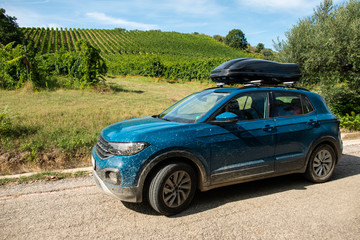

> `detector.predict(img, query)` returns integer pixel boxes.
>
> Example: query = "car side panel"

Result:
[208,119,276,184]
[274,112,318,173]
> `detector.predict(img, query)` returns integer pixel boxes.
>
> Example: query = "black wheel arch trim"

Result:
[304,135,342,171]
[135,149,210,202]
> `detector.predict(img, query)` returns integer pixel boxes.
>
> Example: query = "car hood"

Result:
[101,116,184,142]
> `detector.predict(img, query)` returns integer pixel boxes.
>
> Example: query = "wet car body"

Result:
[92,84,342,215]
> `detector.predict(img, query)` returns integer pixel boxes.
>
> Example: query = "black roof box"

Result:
[210,58,301,84]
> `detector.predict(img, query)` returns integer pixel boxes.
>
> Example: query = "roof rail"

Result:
[240,80,309,91]
[216,82,225,88]
[243,80,263,87]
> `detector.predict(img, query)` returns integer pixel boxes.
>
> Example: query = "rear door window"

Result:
[272,92,313,117]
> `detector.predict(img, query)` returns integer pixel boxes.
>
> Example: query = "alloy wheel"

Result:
[162,170,192,208]
[313,149,333,178]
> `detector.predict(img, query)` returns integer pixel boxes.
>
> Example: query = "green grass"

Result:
[0,76,212,174]
[0,171,90,185]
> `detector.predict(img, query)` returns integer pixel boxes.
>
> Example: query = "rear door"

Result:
[271,91,317,173]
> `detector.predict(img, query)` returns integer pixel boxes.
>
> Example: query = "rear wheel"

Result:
[148,162,197,216]
[305,144,336,183]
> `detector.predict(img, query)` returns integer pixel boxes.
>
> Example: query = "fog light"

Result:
[102,169,121,185]
[108,171,118,183]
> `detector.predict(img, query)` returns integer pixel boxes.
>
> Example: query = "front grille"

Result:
[95,135,113,160]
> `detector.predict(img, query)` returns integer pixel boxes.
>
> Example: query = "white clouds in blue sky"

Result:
[85,12,158,30]
[237,0,315,13]
[1,0,347,49]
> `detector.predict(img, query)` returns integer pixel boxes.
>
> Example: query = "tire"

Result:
[148,162,197,216]
[305,144,336,183]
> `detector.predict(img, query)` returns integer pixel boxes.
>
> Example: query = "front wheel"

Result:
[305,144,336,183]
[148,162,197,216]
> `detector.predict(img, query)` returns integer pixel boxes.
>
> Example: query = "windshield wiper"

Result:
[161,117,171,121]
[152,114,171,121]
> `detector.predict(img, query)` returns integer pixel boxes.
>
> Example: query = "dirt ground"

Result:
[1,137,359,239]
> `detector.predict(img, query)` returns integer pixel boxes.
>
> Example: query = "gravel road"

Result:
[1,139,360,240]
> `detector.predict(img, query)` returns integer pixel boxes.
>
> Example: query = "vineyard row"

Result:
[21,27,244,59]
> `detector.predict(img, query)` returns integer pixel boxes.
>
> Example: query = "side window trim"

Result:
[301,94,315,114]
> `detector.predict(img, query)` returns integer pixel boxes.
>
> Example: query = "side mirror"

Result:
[211,112,238,124]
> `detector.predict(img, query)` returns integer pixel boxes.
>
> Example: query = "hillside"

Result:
[20,27,259,81]
[21,28,251,58]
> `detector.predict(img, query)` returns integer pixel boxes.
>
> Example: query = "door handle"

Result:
[308,119,319,127]
[263,125,275,132]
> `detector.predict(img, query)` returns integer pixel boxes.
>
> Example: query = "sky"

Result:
[1,0,346,50]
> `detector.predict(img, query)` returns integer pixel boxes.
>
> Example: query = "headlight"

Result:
[108,142,149,156]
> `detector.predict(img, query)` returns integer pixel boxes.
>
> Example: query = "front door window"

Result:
[222,91,269,121]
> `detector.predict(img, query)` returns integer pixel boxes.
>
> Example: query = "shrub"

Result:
[106,54,226,81]
[0,42,27,89]
[320,83,360,116]
[0,41,44,89]
[340,112,360,131]
[72,39,107,87]
[1,39,107,90]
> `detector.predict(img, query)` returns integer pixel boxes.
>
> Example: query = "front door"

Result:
[209,91,276,185]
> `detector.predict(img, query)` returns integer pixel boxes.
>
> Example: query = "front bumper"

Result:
[93,169,142,202]
[91,154,142,203]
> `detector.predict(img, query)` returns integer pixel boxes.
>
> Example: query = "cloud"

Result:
[86,12,158,30]
[163,0,225,17]
[236,0,317,14]
[161,21,209,32]
[246,30,268,36]
[47,23,61,29]
[25,0,50,4]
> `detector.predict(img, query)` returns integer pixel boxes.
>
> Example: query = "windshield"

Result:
[158,90,229,123]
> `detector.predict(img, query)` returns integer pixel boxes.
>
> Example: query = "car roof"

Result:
[209,85,310,95]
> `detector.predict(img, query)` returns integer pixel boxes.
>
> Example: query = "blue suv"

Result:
[91,59,342,215]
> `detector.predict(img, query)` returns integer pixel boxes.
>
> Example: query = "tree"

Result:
[274,0,360,116]
[213,35,225,43]
[260,48,275,60]
[225,29,248,50]
[0,41,41,89]
[115,28,126,32]
[0,8,24,45]
[73,39,107,87]
[255,43,265,53]
[275,0,360,85]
